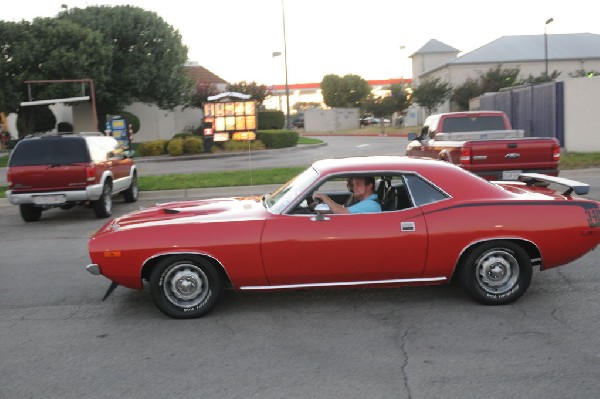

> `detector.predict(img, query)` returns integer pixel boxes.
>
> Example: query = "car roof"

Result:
[311,156,511,200]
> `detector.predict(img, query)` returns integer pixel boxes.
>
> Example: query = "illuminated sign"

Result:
[203,100,257,141]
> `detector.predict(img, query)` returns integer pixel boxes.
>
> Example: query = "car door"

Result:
[260,206,428,286]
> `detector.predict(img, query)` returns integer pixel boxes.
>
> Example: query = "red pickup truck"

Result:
[405,111,560,180]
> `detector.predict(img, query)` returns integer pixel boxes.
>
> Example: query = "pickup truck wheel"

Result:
[122,173,138,203]
[149,256,222,319]
[93,182,113,218]
[20,204,42,222]
[460,241,531,305]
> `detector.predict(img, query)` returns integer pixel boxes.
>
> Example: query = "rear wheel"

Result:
[149,256,222,319]
[122,173,138,203]
[93,182,112,218]
[460,241,532,305]
[19,204,42,222]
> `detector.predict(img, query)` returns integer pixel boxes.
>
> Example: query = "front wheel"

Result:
[460,241,532,305]
[149,256,222,319]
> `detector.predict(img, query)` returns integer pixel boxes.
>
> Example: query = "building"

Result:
[410,33,600,120]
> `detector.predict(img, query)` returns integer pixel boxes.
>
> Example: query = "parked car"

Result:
[6,132,138,221]
[292,114,304,129]
[85,156,600,319]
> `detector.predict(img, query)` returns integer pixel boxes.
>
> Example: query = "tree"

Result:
[190,83,220,108]
[451,77,481,111]
[321,74,371,108]
[479,65,520,93]
[16,105,56,136]
[60,5,194,124]
[226,81,271,105]
[520,71,561,84]
[569,69,600,78]
[412,77,452,114]
[0,18,111,136]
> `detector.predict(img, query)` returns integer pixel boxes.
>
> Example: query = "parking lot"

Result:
[1,136,600,398]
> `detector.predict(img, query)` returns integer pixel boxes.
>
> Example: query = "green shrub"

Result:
[183,137,203,154]
[258,110,285,129]
[167,138,185,156]
[137,140,168,156]
[256,130,298,149]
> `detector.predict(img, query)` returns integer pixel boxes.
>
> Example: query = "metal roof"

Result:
[410,39,460,57]
[449,33,600,65]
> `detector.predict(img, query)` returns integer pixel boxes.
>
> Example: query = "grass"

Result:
[138,167,305,191]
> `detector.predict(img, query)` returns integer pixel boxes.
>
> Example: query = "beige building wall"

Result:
[304,108,359,132]
[563,76,600,152]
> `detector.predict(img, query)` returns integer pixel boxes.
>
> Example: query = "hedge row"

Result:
[135,129,298,157]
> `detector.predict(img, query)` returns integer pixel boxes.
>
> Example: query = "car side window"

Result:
[404,174,448,206]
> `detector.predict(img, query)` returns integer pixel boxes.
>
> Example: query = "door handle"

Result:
[401,222,415,231]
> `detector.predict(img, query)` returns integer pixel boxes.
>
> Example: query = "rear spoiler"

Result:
[518,173,590,196]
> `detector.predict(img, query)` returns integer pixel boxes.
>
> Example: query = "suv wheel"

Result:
[93,182,113,218]
[123,173,138,203]
[20,204,42,222]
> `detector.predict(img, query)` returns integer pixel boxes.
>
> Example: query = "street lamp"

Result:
[280,0,291,129]
[544,17,554,78]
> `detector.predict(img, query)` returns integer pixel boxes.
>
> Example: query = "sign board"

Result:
[203,100,256,141]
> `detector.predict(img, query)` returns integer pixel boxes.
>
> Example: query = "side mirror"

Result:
[407,132,418,141]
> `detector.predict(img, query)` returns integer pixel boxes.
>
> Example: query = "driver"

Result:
[313,176,381,214]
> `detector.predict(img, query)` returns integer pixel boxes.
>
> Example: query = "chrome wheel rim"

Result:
[476,249,520,294]
[163,262,209,308]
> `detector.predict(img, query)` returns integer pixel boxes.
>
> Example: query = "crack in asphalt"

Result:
[398,327,412,399]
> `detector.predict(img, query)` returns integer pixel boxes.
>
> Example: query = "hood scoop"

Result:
[163,208,181,214]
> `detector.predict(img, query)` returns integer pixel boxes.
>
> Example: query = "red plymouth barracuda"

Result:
[85,156,600,318]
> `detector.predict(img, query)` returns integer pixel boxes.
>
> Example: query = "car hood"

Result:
[98,196,268,234]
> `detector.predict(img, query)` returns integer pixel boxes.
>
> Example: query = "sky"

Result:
[3,0,600,86]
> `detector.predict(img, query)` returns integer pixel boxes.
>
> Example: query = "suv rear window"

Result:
[9,137,90,166]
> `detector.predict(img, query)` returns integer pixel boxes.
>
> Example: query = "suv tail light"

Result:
[6,169,12,187]
[460,148,472,165]
[85,164,97,183]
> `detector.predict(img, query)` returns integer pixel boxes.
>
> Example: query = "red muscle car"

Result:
[85,156,600,318]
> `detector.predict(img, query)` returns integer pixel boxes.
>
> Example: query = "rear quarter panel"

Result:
[419,198,598,277]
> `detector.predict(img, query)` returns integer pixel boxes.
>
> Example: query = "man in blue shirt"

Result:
[313,176,382,214]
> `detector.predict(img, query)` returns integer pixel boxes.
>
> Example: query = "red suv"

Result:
[6,133,138,222]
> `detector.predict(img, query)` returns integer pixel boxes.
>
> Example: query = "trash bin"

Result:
[203,124,213,153]
[203,135,213,153]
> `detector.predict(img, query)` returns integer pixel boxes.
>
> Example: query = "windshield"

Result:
[265,166,319,213]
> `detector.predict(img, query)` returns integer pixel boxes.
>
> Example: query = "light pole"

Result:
[281,0,291,129]
[544,18,554,78]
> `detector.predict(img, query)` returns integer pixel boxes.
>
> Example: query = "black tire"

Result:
[122,173,138,203]
[459,241,532,305]
[149,255,222,319]
[19,204,42,222]
[93,182,113,218]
